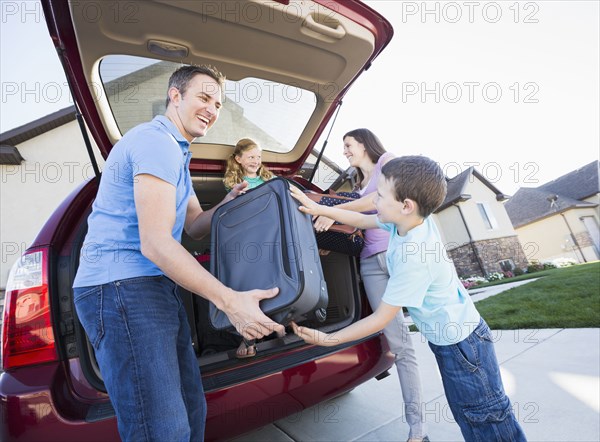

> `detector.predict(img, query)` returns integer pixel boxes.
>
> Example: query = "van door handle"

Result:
[302,14,346,40]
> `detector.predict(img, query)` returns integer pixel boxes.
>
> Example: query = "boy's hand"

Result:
[291,321,338,347]
[314,215,335,233]
[289,186,322,217]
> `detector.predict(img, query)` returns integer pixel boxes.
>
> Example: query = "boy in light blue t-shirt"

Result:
[290,156,526,442]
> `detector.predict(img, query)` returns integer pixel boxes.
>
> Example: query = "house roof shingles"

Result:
[436,167,508,212]
[505,188,595,227]
[505,161,599,228]
[538,160,599,201]
[0,106,76,147]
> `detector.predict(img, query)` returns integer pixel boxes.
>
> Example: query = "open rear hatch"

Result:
[43,0,393,384]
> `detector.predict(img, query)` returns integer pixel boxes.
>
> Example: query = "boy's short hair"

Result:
[381,156,447,218]
[165,64,226,107]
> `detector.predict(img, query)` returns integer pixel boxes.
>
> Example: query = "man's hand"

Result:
[291,321,338,347]
[185,181,249,239]
[223,287,285,340]
[289,186,323,217]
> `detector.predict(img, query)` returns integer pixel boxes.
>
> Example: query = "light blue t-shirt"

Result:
[74,116,194,287]
[243,175,266,189]
[224,175,267,192]
[378,217,481,345]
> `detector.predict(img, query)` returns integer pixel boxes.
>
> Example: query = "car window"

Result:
[299,152,344,190]
[99,55,316,153]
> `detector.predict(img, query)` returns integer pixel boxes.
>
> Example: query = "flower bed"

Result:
[459,257,578,289]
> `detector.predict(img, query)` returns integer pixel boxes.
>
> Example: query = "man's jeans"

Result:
[429,318,527,442]
[74,275,206,441]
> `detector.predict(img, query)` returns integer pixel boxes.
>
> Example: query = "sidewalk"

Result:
[469,278,541,302]
[233,280,600,442]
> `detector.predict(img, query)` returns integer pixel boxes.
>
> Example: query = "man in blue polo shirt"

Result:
[73,65,284,441]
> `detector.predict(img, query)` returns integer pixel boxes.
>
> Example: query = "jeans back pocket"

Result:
[73,285,105,349]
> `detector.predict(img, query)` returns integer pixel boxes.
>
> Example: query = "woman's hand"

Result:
[289,186,322,217]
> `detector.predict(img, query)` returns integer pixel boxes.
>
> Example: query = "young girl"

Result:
[223,138,274,191]
[223,138,276,358]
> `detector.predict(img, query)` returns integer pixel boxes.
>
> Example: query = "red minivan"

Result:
[1,1,394,440]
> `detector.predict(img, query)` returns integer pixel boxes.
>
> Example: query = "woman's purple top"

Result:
[357,152,395,259]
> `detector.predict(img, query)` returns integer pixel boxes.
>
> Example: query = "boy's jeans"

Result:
[429,318,527,442]
[74,275,206,441]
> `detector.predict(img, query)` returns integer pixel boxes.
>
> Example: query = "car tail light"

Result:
[2,248,57,371]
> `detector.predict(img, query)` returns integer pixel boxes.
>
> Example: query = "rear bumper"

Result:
[1,337,393,441]
[205,336,394,440]
[0,363,119,441]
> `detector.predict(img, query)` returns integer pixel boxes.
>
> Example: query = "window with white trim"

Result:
[477,202,498,230]
[499,259,514,272]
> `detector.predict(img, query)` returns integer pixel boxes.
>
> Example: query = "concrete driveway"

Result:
[234,279,599,442]
[233,327,600,441]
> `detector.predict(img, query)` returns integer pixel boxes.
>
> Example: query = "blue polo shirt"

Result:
[74,116,193,287]
[378,217,481,345]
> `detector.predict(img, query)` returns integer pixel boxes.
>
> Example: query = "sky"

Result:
[1,0,599,195]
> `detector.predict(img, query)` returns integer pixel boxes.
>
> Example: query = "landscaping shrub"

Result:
[460,275,487,289]
[487,272,505,282]
[527,261,544,273]
[551,258,578,268]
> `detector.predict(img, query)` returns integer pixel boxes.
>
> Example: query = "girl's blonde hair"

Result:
[223,138,274,189]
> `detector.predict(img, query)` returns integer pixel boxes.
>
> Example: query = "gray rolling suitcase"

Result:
[209,178,328,330]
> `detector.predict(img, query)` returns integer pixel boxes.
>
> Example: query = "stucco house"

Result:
[0,108,105,289]
[434,167,529,278]
[505,161,600,264]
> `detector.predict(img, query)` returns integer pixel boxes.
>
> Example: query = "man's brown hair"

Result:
[381,156,447,218]
[165,65,225,107]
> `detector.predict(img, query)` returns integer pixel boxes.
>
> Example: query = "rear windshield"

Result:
[99,55,316,153]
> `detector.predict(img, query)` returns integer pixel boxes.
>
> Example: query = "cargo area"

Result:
[69,175,364,385]
[181,175,362,368]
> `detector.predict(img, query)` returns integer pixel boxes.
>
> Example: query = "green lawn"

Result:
[475,261,600,329]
